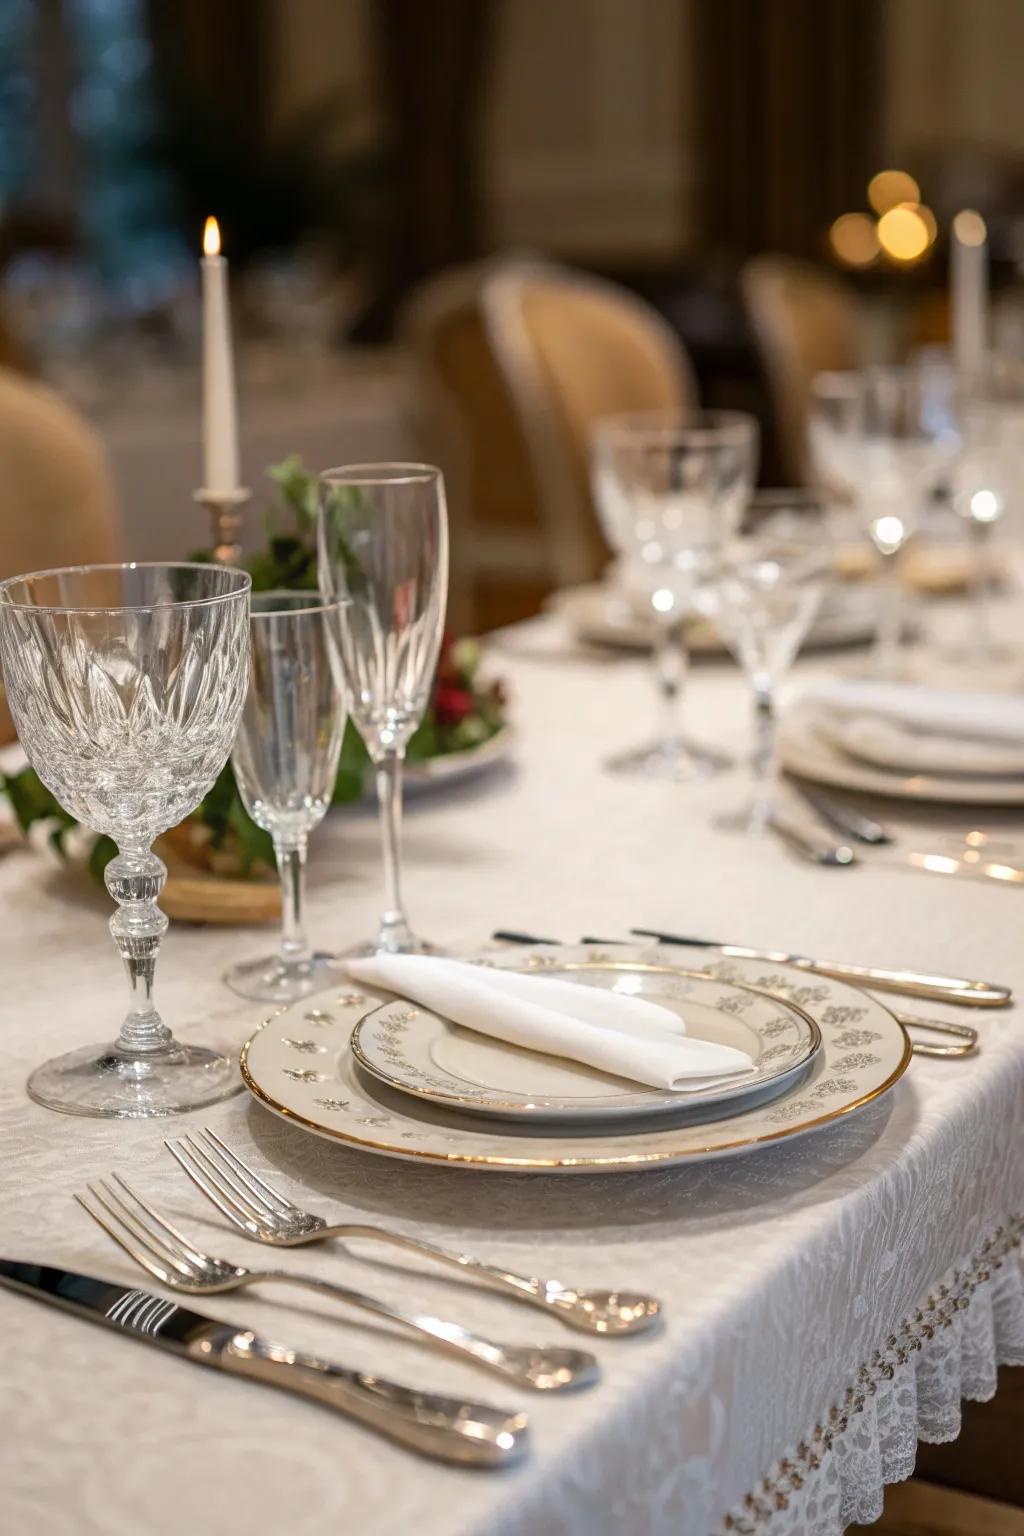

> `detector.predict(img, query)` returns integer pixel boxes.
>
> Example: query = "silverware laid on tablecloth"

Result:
[76,1176,599,1391]
[0,1259,528,1465]
[788,783,893,845]
[165,1128,661,1337]
[627,930,1010,1007]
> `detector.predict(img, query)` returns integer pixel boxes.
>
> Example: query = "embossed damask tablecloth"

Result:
[2,612,1024,1536]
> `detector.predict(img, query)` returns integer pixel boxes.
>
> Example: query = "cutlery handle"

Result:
[322,1223,555,1306]
[894,1013,979,1058]
[218,1333,527,1465]
[768,810,856,866]
[797,959,1011,1007]
[792,783,892,845]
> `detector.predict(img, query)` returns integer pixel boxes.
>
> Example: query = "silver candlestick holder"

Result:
[193,487,251,567]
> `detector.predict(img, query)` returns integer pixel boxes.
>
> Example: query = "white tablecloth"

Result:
[2,611,1023,1536]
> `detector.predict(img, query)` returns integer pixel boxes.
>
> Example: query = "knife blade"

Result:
[628,930,1012,1007]
[0,1261,527,1466]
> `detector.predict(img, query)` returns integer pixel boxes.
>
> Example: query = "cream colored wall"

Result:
[269,0,692,262]
[883,0,1024,157]
[483,0,691,258]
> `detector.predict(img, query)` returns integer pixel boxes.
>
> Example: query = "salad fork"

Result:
[165,1127,660,1337]
[76,1175,598,1391]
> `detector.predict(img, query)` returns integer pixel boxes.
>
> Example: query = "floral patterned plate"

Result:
[349,965,821,1125]
[239,944,912,1174]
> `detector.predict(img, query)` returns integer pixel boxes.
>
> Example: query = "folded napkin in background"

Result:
[823,713,1024,777]
[798,679,1024,745]
[346,954,753,1093]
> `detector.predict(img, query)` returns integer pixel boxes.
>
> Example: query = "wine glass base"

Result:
[340,935,444,958]
[604,735,732,781]
[26,1040,241,1119]
[223,951,349,1004]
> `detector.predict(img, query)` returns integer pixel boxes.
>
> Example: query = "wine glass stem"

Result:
[873,550,903,674]
[750,681,776,829]
[276,840,310,966]
[105,846,172,1055]
[654,620,688,746]
[970,520,993,659]
[375,747,411,951]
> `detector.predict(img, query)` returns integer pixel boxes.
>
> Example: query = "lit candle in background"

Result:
[951,209,989,376]
[200,216,240,493]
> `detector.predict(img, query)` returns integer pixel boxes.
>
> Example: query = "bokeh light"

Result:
[952,209,987,246]
[867,169,921,215]
[877,205,930,263]
[829,211,880,268]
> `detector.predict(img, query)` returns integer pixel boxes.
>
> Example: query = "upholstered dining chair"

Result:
[400,258,554,631]
[0,368,120,742]
[483,261,698,590]
[741,254,859,485]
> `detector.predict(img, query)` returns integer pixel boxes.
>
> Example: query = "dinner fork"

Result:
[76,1175,598,1391]
[165,1127,660,1336]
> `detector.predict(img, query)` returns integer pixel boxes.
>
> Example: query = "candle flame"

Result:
[203,216,221,257]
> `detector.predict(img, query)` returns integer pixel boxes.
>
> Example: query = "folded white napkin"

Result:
[800,680,1024,746]
[346,954,754,1092]
[824,713,1024,777]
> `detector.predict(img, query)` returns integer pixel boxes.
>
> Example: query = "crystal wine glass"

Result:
[0,562,251,1117]
[812,366,961,676]
[591,410,759,780]
[707,492,832,835]
[224,591,349,1002]
[317,464,448,955]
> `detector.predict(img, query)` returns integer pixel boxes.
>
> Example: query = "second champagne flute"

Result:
[317,463,449,955]
[224,592,349,1002]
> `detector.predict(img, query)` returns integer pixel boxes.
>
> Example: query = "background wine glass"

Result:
[0,562,250,1117]
[590,409,759,780]
[706,492,832,835]
[224,591,349,1003]
[317,463,448,955]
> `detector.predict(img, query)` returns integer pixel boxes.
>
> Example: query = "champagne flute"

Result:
[317,464,448,955]
[0,562,250,1117]
[224,592,349,1002]
[591,410,759,779]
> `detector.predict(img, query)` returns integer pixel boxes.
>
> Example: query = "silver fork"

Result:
[166,1127,660,1336]
[76,1175,598,1391]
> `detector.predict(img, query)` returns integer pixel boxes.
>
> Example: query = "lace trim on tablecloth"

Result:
[721,1217,1024,1536]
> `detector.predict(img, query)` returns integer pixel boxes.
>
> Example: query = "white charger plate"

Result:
[547,583,880,654]
[240,944,911,1173]
[779,707,1024,806]
[349,964,821,1125]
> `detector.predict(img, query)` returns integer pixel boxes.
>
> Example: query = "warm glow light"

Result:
[871,514,907,554]
[970,488,1002,523]
[915,204,938,247]
[829,211,880,268]
[652,587,675,614]
[877,204,929,262]
[953,209,987,246]
[867,169,921,215]
[203,216,221,257]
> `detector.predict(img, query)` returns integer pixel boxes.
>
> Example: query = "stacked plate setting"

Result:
[241,943,911,1174]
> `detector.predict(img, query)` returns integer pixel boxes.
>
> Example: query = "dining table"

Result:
[2,585,1024,1536]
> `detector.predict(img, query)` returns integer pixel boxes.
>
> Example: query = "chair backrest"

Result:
[742,254,859,484]
[400,259,553,630]
[484,261,697,587]
[0,368,120,742]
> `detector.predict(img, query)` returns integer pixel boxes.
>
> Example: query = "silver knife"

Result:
[790,783,893,845]
[628,930,1012,1007]
[0,1261,527,1466]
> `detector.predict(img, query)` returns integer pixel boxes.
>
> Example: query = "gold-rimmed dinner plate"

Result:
[239,945,912,1173]
[349,967,821,1125]
[779,706,1024,806]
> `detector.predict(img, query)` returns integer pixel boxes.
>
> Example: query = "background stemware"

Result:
[590,409,759,780]
[224,591,349,1003]
[707,491,832,835]
[318,463,448,956]
[0,562,250,1117]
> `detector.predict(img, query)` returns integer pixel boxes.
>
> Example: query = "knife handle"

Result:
[217,1333,528,1466]
[799,960,1011,1008]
